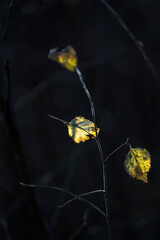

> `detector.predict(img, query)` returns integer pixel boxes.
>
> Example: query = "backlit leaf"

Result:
[124,147,151,183]
[68,116,100,143]
[48,45,77,71]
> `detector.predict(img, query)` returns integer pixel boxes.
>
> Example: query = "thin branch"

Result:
[95,137,113,240]
[0,52,123,126]
[78,198,105,216]
[58,197,77,208]
[20,182,75,197]
[59,197,105,217]
[79,189,104,197]
[75,67,98,136]
[47,114,69,125]
[76,67,113,240]
[21,182,105,217]
[101,0,160,88]
[105,138,129,162]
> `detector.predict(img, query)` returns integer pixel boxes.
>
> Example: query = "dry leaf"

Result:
[124,147,151,183]
[48,45,77,71]
[68,116,100,143]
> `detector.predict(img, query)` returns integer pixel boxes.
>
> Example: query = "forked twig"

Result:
[20,182,74,197]
[20,182,105,216]
[31,67,129,240]
[101,0,160,88]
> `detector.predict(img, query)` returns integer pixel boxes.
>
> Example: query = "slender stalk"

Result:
[101,0,160,88]
[95,137,113,240]
[76,67,113,240]
[75,67,98,136]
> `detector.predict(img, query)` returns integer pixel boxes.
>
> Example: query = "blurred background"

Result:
[0,0,160,239]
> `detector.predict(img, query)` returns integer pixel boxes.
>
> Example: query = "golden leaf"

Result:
[68,116,100,143]
[124,147,151,183]
[48,45,77,71]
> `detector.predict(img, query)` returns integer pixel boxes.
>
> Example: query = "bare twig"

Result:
[58,189,105,205]
[20,182,75,197]
[79,189,104,197]
[21,182,105,217]
[75,67,98,136]
[0,50,124,126]
[101,0,160,88]
[58,197,77,208]
[47,114,69,125]
[79,197,105,216]
[105,138,129,162]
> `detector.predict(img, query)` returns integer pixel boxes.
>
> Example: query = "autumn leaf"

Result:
[68,116,100,143]
[48,45,77,71]
[124,147,151,183]
[48,115,100,144]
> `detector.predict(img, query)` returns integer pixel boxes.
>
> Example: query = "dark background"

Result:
[0,0,160,239]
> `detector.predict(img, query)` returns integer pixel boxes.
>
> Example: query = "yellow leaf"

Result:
[48,45,77,71]
[68,116,100,143]
[124,147,151,183]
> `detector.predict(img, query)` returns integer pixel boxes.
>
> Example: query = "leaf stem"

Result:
[47,114,69,125]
